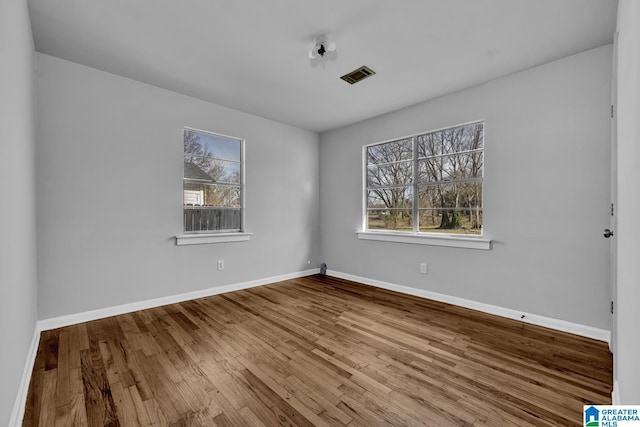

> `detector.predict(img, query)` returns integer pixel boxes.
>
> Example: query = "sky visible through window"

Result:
[183,128,243,232]
[197,132,241,162]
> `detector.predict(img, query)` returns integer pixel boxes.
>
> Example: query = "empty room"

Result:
[3,0,640,425]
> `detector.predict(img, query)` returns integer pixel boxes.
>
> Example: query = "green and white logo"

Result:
[584,406,640,426]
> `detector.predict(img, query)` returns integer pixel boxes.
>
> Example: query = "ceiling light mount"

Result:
[309,34,336,59]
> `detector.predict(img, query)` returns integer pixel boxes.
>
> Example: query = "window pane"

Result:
[367,138,413,165]
[418,183,482,209]
[185,156,240,184]
[417,132,446,157]
[205,184,240,207]
[417,122,483,158]
[419,209,482,235]
[367,161,413,186]
[367,210,413,231]
[184,129,241,162]
[367,187,413,209]
[418,151,483,183]
[183,183,241,232]
[184,182,240,206]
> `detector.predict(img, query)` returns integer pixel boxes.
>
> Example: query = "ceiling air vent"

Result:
[340,66,376,85]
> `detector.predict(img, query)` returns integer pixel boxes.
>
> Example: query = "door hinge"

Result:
[611,105,614,118]
[611,203,615,216]
[611,300,614,314]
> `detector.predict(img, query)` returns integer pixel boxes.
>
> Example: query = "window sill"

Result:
[175,232,253,246]
[356,231,491,250]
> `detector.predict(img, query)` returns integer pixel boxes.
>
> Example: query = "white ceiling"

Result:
[27,0,617,133]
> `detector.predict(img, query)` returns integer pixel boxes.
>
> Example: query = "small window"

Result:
[183,128,244,233]
[365,122,483,235]
[183,189,204,206]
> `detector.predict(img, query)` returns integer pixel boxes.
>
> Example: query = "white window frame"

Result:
[176,127,251,246]
[359,121,490,250]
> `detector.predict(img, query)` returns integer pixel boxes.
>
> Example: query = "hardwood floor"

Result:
[22,275,612,426]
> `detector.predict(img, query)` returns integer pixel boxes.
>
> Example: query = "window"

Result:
[183,189,203,206]
[183,128,243,233]
[365,122,483,235]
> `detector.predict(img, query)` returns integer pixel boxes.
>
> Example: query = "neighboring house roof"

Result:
[184,161,213,183]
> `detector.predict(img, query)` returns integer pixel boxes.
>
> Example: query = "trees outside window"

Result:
[365,122,483,235]
[183,128,243,232]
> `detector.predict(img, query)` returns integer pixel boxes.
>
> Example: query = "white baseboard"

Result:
[9,324,41,427]
[612,380,620,405]
[327,270,611,343]
[38,268,319,331]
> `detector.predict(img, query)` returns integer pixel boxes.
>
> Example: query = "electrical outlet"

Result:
[217,260,224,271]
[420,262,428,274]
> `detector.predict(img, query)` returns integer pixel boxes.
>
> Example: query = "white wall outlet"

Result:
[217,260,224,271]
[420,262,428,274]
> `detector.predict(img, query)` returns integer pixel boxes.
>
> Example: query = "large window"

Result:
[365,122,483,235]
[183,128,243,233]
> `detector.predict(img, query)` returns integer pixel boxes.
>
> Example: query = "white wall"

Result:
[35,54,320,319]
[615,0,640,404]
[0,0,39,425]
[320,45,612,330]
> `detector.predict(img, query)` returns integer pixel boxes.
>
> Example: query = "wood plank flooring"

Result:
[22,275,612,426]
